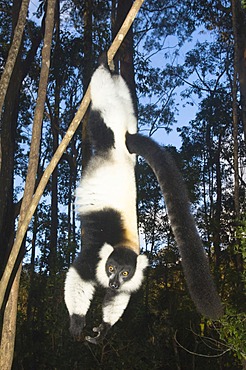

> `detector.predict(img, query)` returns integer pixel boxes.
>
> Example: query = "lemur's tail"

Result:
[126,133,223,319]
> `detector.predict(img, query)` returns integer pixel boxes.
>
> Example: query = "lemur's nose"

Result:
[109,281,119,289]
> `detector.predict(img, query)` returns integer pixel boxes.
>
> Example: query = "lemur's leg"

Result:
[64,267,95,339]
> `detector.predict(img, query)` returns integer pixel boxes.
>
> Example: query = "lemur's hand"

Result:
[85,322,111,345]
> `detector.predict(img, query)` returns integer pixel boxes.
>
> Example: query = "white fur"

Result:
[64,267,95,316]
[103,292,131,326]
[96,243,114,288]
[90,65,137,149]
[121,254,149,293]
[77,155,135,213]
[76,156,139,249]
[96,244,148,293]
[112,74,136,134]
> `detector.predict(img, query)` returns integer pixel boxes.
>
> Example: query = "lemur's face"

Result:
[105,247,137,290]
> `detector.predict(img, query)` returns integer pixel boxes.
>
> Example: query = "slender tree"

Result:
[0,0,30,121]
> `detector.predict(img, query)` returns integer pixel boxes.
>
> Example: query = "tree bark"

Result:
[0,264,22,370]
[49,0,60,275]
[113,0,138,112]
[0,0,25,277]
[233,0,246,143]
[0,6,45,278]
[0,0,30,120]
[213,135,222,269]
[82,0,93,170]
[231,0,240,217]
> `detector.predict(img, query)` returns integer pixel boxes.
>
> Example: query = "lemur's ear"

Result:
[96,243,114,288]
[137,254,149,270]
[98,243,114,260]
[122,254,148,293]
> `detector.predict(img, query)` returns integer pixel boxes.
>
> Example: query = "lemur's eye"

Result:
[122,271,129,277]
[108,265,114,273]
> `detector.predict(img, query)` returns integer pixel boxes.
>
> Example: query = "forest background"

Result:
[0,0,245,369]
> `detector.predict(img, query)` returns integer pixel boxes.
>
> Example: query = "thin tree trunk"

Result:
[231,0,240,217]
[113,0,138,111]
[231,0,244,299]
[233,0,246,143]
[81,0,93,170]
[0,0,30,121]
[49,0,60,275]
[0,1,57,367]
[0,0,27,277]
[0,5,44,276]
[213,135,222,269]
[0,264,22,370]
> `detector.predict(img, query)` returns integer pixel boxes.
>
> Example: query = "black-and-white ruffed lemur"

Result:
[64,55,223,345]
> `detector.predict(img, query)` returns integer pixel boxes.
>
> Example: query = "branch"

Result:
[0,0,145,310]
[174,331,231,358]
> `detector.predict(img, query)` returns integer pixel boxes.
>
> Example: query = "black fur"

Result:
[69,314,86,340]
[82,208,124,247]
[88,110,115,153]
[126,132,223,319]
[73,208,126,281]
[106,247,137,273]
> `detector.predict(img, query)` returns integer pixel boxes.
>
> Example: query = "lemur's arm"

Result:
[126,133,223,320]
[85,290,131,344]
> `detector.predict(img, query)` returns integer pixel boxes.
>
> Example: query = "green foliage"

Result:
[218,309,246,362]
[217,218,246,363]
[235,218,246,285]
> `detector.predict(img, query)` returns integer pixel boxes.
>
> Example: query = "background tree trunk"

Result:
[0,0,30,119]
[0,5,45,277]
[81,0,93,169]
[232,0,240,216]
[113,0,138,111]
[233,0,246,142]
[49,0,60,275]
[0,0,26,278]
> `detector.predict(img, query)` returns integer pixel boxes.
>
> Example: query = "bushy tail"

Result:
[126,133,223,319]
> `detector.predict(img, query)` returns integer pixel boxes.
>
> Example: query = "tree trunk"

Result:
[49,0,60,275]
[213,135,222,269]
[81,0,93,170]
[0,0,30,119]
[0,264,22,370]
[113,0,138,112]
[231,0,244,293]
[0,4,45,278]
[231,0,240,217]
[233,0,246,143]
[0,0,24,278]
